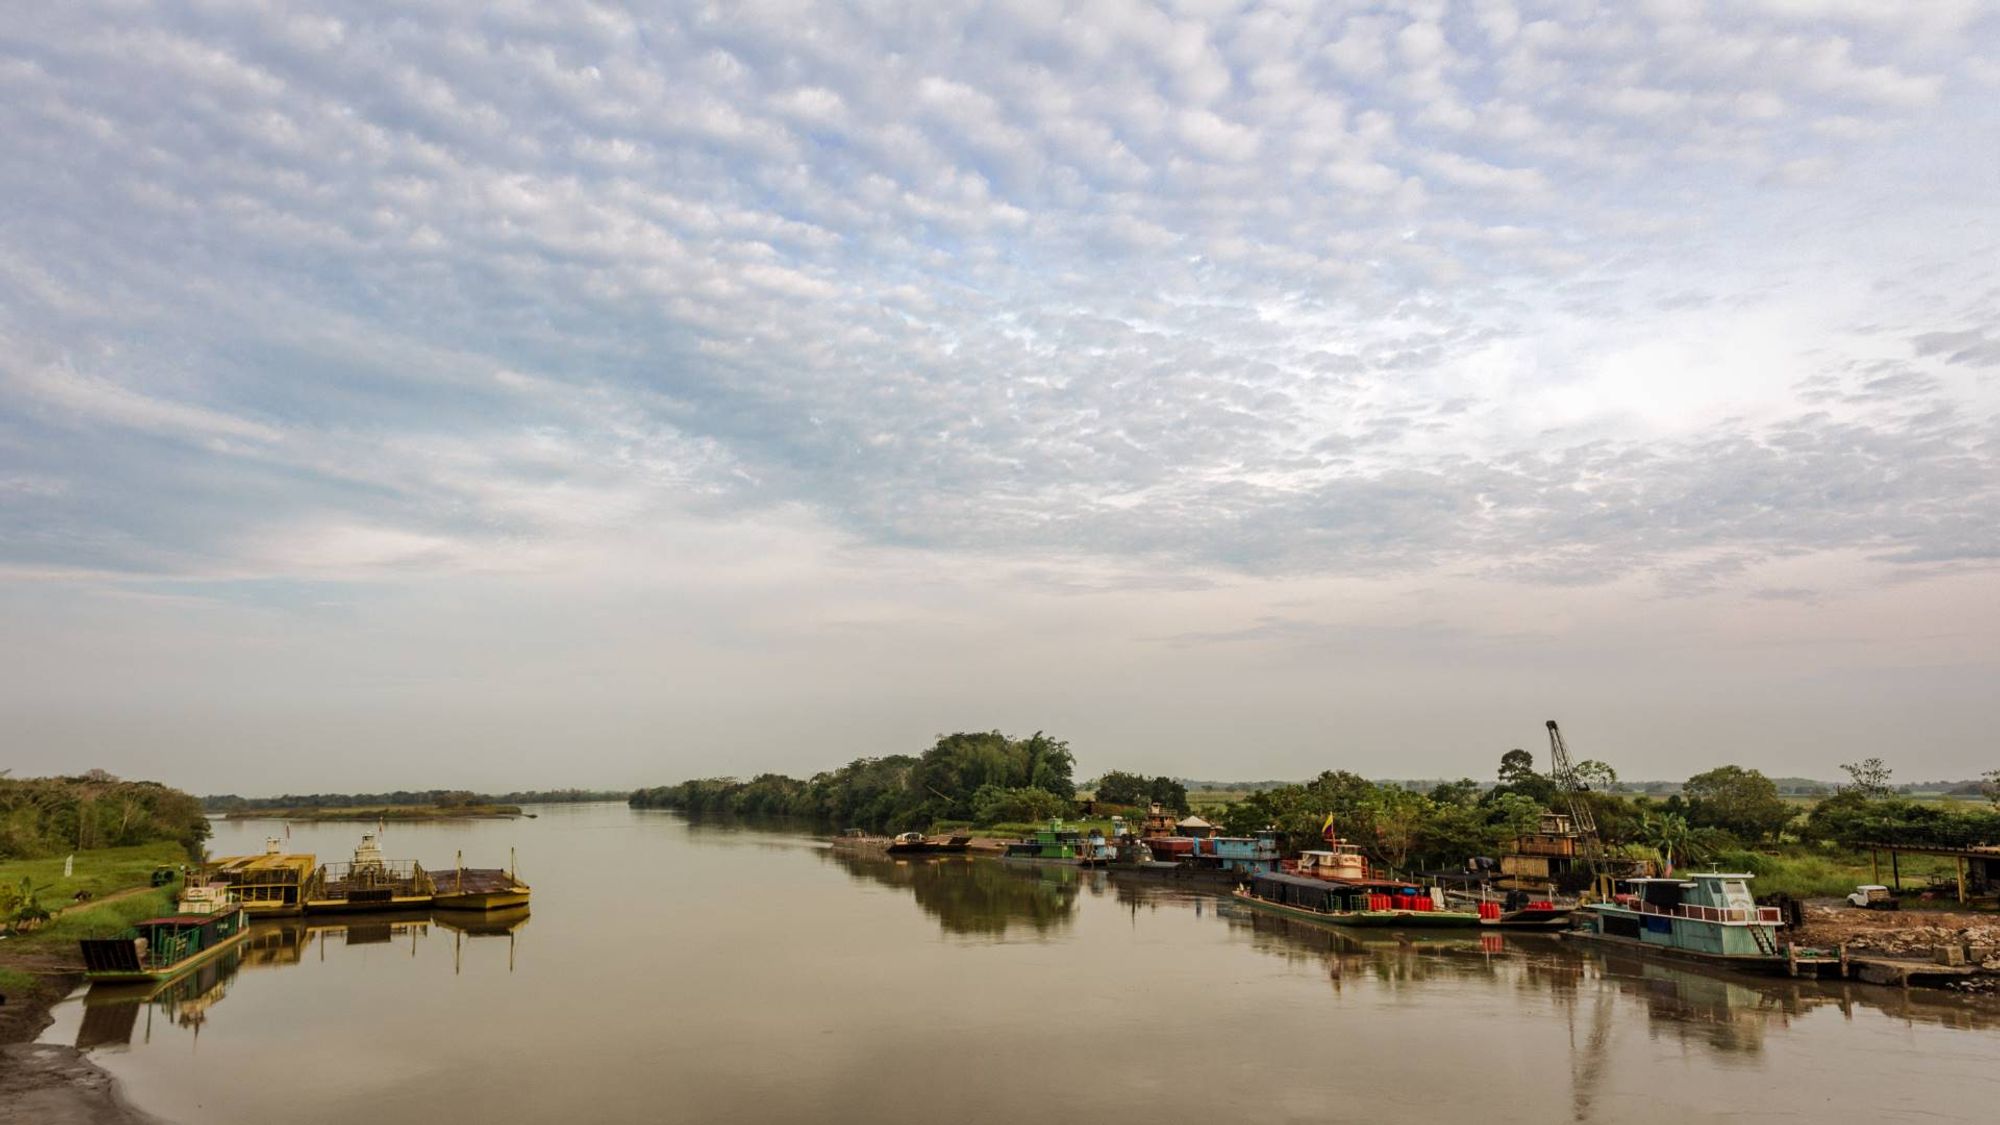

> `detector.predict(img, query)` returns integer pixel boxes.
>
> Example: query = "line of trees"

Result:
[1,773,210,859]
[629,731,1077,832]
[203,788,628,812]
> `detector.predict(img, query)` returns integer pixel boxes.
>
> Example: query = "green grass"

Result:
[1708,846,1966,900]
[0,965,36,991]
[24,887,178,945]
[0,841,189,904]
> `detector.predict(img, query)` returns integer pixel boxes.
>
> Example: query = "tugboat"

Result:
[1569,872,1839,975]
[79,881,250,984]
[1233,838,1481,928]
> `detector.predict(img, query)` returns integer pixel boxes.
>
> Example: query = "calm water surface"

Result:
[43,804,2000,1123]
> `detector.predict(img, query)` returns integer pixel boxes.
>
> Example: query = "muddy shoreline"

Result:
[0,957,163,1125]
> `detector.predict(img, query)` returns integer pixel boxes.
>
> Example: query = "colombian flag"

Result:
[1320,813,1336,842]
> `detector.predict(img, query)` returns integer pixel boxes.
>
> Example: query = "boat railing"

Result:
[1631,899,1782,925]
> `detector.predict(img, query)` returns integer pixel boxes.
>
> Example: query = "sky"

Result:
[2,1,1997,794]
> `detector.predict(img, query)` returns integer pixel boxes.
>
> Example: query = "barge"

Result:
[432,849,532,910]
[1235,840,1481,928]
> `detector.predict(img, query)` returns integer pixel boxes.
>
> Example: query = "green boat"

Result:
[1235,870,1481,928]
[1569,873,1830,974]
[79,882,250,984]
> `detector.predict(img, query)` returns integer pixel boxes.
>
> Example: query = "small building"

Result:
[209,838,317,916]
[1500,813,1580,888]
[1175,815,1217,840]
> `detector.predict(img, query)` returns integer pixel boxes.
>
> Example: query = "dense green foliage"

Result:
[629,731,1077,832]
[1090,771,1189,810]
[1800,791,2000,849]
[0,775,209,860]
[1681,765,1794,843]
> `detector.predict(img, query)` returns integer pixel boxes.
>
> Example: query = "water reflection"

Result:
[71,908,530,1050]
[818,849,1099,936]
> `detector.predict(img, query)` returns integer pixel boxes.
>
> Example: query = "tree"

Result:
[1983,769,2000,809]
[1147,776,1189,812]
[1092,771,1148,805]
[1572,760,1619,793]
[1839,758,1894,798]
[1682,766,1794,843]
[1498,749,1537,786]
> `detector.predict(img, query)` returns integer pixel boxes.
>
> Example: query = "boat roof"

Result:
[1254,870,1416,891]
[136,913,232,926]
[212,852,316,872]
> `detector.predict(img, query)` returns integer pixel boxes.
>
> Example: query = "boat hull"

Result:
[1234,889,1481,928]
[1564,927,1792,974]
[430,889,531,910]
[83,923,252,985]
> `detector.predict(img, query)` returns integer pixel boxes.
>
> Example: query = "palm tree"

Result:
[1642,812,1698,874]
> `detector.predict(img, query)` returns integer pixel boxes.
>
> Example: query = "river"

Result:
[40,803,2000,1123]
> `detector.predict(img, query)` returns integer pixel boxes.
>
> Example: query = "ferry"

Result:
[79,881,250,984]
[1569,873,1839,975]
[1233,840,1481,928]
[305,832,434,913]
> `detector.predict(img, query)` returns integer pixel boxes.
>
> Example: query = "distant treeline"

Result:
[630,731,1083,832]
[636,741,2000,878]
[1,773,209,860]
[203,788,628,812]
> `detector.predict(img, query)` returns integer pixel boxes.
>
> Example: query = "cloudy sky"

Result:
[3,1,1996,793]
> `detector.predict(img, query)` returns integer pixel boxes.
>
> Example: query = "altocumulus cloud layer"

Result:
[1,2,1997,788]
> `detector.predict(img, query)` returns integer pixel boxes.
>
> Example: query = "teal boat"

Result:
[1569,873,1830,974]
[79,882,250,984]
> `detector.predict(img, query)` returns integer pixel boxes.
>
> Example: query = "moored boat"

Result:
[79,881,251,984]
[1235,840,1481,928]
[1001,821,1113,866]
[305,832,434,913]
[431,850,532,911]
[886,832,973,855]
[1568,872,1839,975]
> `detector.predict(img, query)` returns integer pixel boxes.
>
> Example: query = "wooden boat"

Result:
[79,882,250,984]
[1568,873,1840,976]
[886,832,973,855]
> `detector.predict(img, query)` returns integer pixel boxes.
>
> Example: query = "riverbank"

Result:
[0,845,186,1124]
[221,803,523,820]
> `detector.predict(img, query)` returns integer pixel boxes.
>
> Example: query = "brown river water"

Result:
[41,803,2000,1123]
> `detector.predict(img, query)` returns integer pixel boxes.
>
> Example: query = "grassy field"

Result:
[0,841,188,906]
[1710,846,1969,900]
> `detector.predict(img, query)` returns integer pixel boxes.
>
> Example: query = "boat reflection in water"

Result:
[72,908,530,1050]
[819,848,1108,937]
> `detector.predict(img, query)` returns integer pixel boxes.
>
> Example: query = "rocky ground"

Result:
[1794,901,2000,991]
[0,947,160,1125]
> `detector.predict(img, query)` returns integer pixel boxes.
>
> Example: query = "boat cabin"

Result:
[1294,842,1370,882]
[209,837,317,915]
